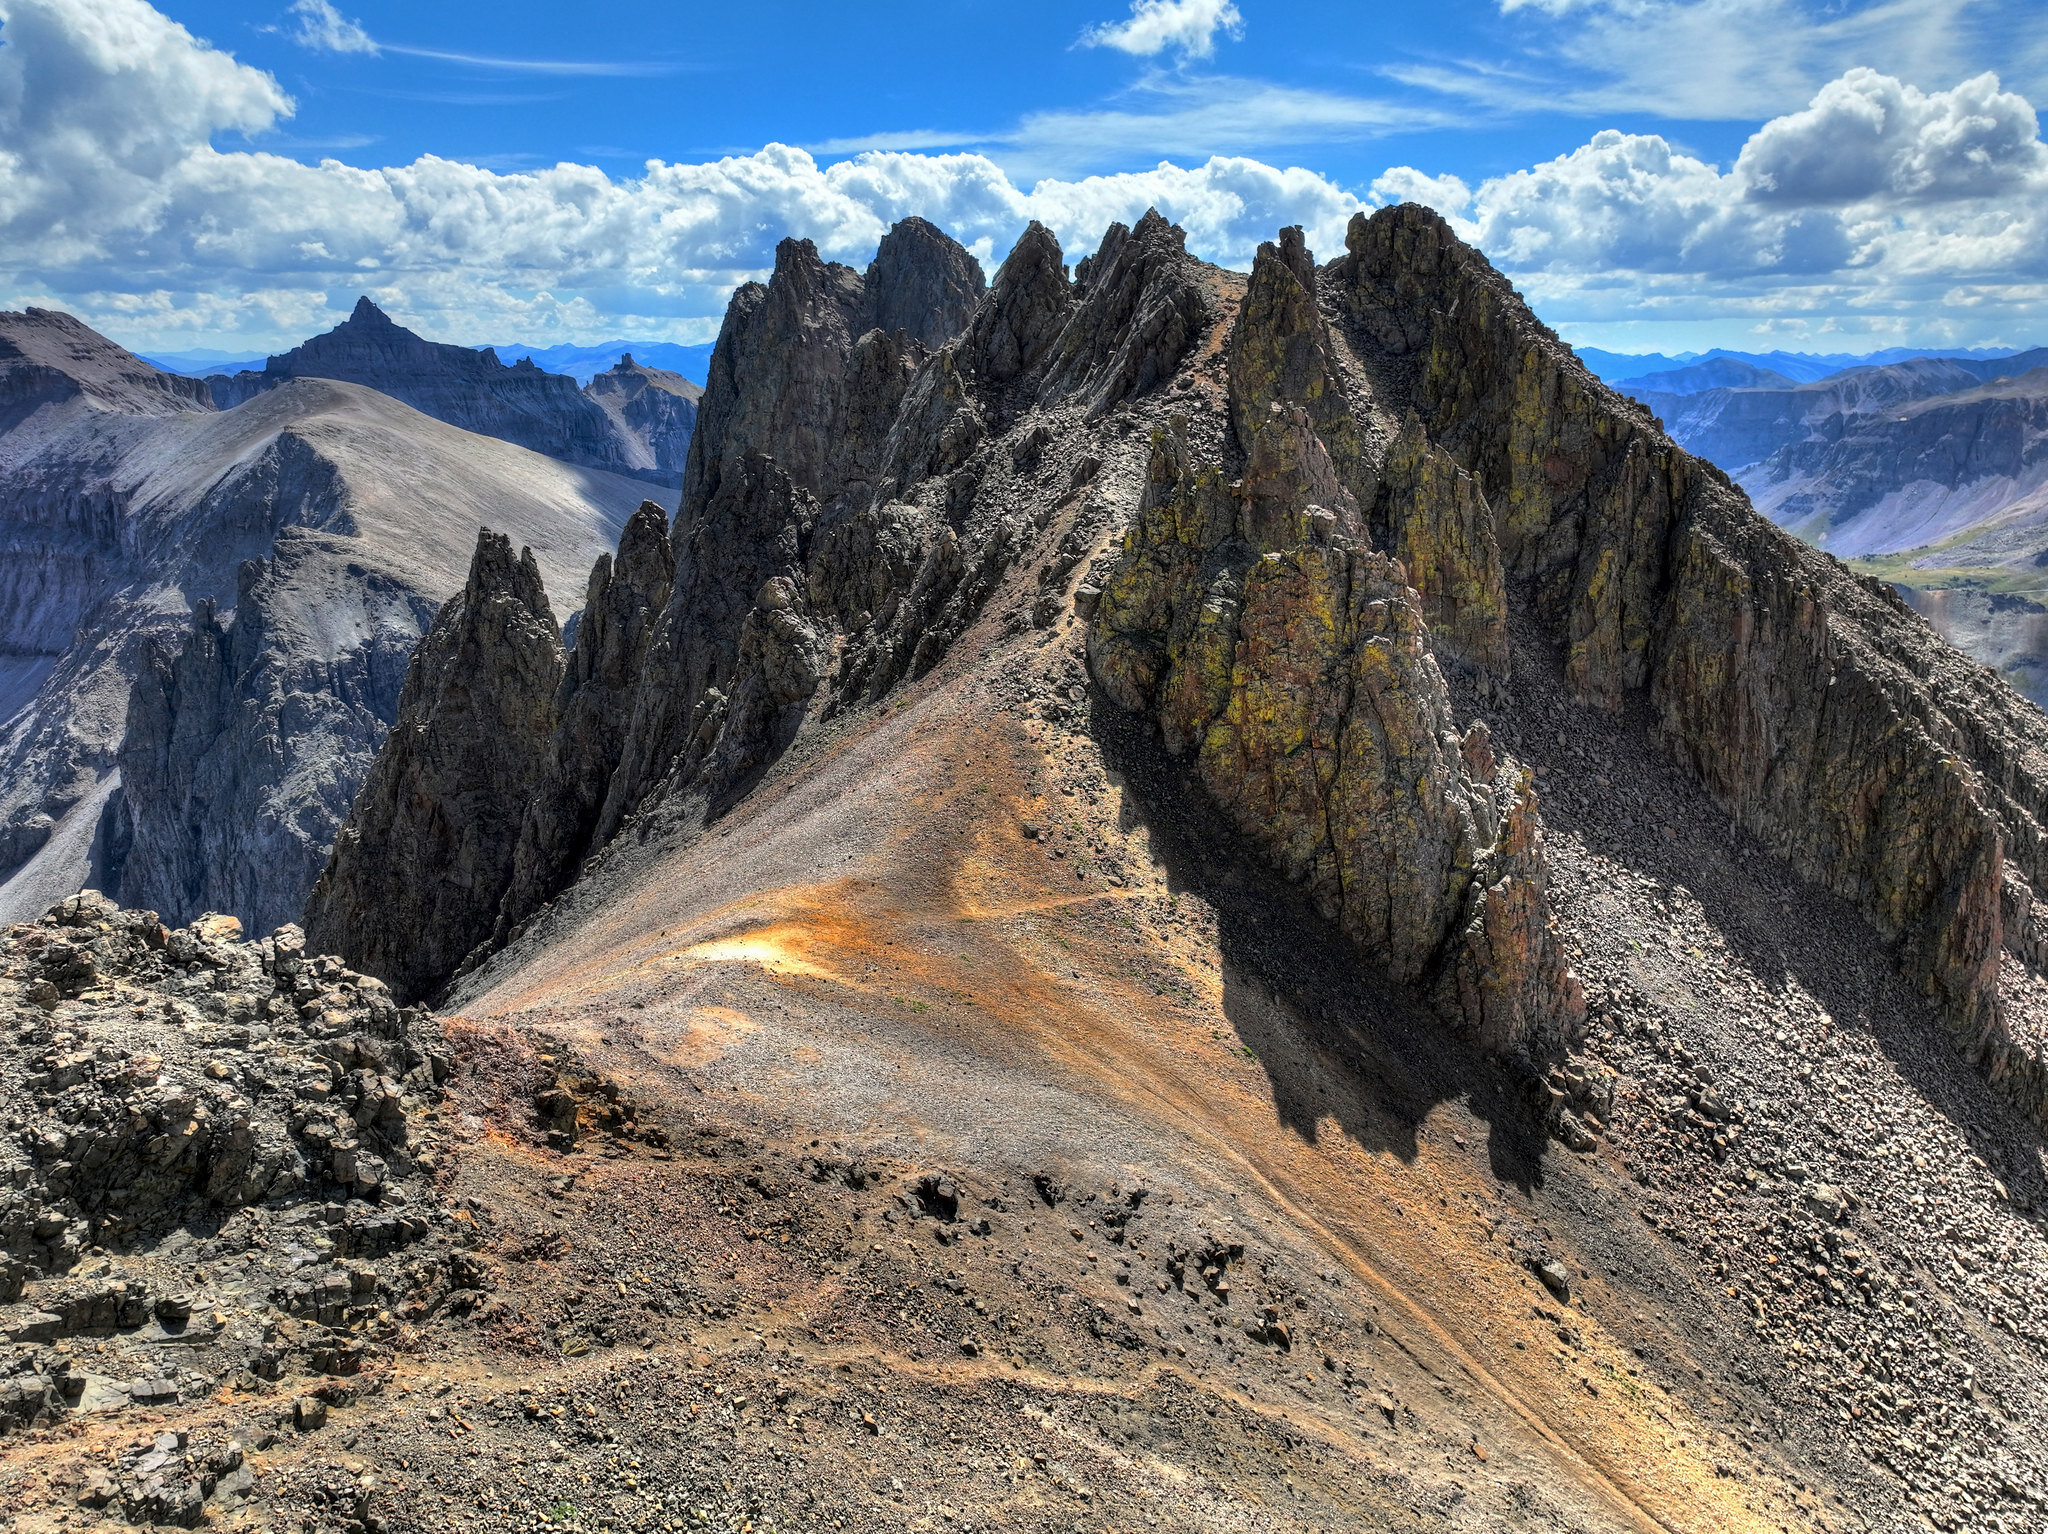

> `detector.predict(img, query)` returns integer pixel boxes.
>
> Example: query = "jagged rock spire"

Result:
[861,217,985,350]
[305,528,565,1003]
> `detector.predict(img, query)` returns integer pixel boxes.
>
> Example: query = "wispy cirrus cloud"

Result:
[281,0,684,77]
[812,76,1458,181]
[1401,0,1998,121]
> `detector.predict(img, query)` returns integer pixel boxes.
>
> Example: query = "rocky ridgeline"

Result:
[0,891,484,1510]
[206,298,686,488]
[1313,205,2048,1126]
[308,211,1203,1001]
[306,203,2048,1123]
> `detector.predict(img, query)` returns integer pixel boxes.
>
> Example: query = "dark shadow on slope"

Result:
[1479,610,2048,1206]
[1089,693,1554,1195]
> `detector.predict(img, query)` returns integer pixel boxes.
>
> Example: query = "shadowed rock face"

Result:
[858,216,987,350]
[1332,203,2048,1123]
[492,500,676,947]
[0,308,639,925]
[305,532,565,1004]
[313,214,1211,992]
[113,536,435,937]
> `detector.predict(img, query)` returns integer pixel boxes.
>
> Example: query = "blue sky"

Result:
[1,0,2043,355]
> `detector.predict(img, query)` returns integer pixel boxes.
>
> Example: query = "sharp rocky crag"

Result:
[11,209,2048,1534]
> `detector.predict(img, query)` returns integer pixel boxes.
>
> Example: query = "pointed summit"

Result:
[347,295,395,327]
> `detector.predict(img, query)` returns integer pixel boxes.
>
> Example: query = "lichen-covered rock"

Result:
[1380,413,1509,679]
[1225,227,1367,504]
[1334,201,2048,1122]
[1089,418,1580,1054]
[305,530,564,1003]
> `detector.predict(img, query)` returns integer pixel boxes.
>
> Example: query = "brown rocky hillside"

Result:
[6,208,2048,1534]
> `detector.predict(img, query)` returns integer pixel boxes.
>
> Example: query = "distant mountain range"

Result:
[1579,343,2032,389]
[142,338,715,386]
[482,339,715,385]
[1613,346,2048,701]
[0,305,652,933]
[203,299,698,486]
[136,348,270,376]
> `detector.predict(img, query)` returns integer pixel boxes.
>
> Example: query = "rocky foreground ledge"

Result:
[0,894,471,1523]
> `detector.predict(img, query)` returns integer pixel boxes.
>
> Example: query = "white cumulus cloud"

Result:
[1420,68,2048,341]
[1080,0,1244,62]
[0,0,1369,348]
[2,0,2044,354]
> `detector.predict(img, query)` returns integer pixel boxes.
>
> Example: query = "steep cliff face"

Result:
[305,532,566,1004]
[208,299,672,485]
[178,207,2048,1533]
[492,500,675,945]
[309,203,2048,1131]
[1636,348,2048,476]
[0,308,213,426]
[1747,371,2048,553]
[1332,203,2048,1122]
[1090,231,1572,1055]
[855,214,986,349]
[112,534,436,937]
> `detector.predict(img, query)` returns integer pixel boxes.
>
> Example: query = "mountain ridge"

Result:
[205,299,692,487]
[0,306,648,934]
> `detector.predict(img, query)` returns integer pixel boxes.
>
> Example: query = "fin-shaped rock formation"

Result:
[304,532,566,1003]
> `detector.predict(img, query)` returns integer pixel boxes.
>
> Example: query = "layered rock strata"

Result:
[114,535,436,938]
[582,355,702,482]
[0,305,640,929]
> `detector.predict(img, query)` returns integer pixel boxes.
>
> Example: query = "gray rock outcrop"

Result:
[305,532,567,1004]
[493,501,675,945]
[313,213,1209,991]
